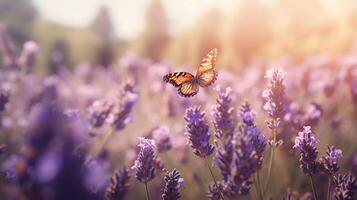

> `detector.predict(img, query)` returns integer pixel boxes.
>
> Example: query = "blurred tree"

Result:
[91,6,115,68]
[231,0,272,64]
[141,0,170,62]
[0,0,37,46]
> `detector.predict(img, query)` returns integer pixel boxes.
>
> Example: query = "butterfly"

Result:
[163,48,218,97]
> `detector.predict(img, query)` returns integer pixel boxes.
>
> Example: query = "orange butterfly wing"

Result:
[196,48,218,87]
[163,72,194,87]
[163,72,199,97]
[178,81,199,97]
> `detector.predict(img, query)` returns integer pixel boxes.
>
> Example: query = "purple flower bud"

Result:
[303,102,322,126]
[207,182,222,200]
[0,88,10,111]
[262,68,286,120]
[294,126,320,175]
[212,86,237,138]
[132,137,157,183]
[152,125,172,153]
[161,169,184,200]
[320,146,343,175]
[215,138,234,182]
[184,106,214,158]
[88,100,113,128]
[105,167,131,200]
[18,40,39,70]
[240,102,256,127]
[107,82,138,131]
[333,174,357,200]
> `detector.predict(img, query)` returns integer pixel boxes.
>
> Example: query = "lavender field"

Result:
[1,0,357,200]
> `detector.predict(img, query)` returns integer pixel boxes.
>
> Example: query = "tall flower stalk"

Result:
[132,137,157,200]
[161,169,184,200]
[93,81,138,157]
[294,126,320,200]
[105,167,131,200]
[319,146,343,200]
[262,68,286,195]
[184,107,223,199]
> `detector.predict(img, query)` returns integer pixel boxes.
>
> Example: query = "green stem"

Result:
[309,175,318,200]
[145,182,151,200]
[257,171,264,200]
[327,176,331,200]
[254,174,263,200]
[205,158,225,200]
[253,176,260,200]
[264,123,277,195]
[93,129,113,158]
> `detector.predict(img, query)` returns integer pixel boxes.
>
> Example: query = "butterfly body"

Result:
[163,49,218,97]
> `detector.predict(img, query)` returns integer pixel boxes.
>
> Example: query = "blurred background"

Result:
[1,0,357,71]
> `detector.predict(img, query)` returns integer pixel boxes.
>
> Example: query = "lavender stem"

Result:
[309,175,318,200]
[145,182,151,200]
[327,176,331,200]
[264,122,277,195]
[257,171,264,200]
[253,174,263,200]
[205,158,225,200]
[93,129,113,157]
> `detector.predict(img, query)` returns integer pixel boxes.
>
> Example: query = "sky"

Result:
[32,0,236,39]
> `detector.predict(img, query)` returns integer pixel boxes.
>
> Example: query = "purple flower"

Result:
[184,106,214,158]
[303,102,322,126]
[161,169,184,200]
[18,40,39,70]
[320,146,343,175]
[107,82,139,131]
[0,144,6,155]
[214,138,234,182]
[105,167,131,200]
[132,137,157,183]
[0,88,10,111]
[294,126,320,175]
[212,86,237,138]
[84,158,110,192]
[119,53,142,83]
[2,155,20,179]
[262,68,286,120]
[7,103,102,200]
[240,102,266,168]
[239,102,256,127]
[207,182,222,200]
[152,125,172,153]
[333,174,357,200]
[88,100,113,128]
[35,150,63,183]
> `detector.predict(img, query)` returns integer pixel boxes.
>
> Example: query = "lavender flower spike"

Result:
[262,68,286,120]
[106,167,131,200]
[88,100,113,128]
[184,106,214,158]
[320,145,343,175]
[212,85,237,138]
[294,126,319,175]
[132,137,157,183]
[107,81,139,131]
[161,169,184,200]
[152,125,172,153]
[333,174,357,200]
